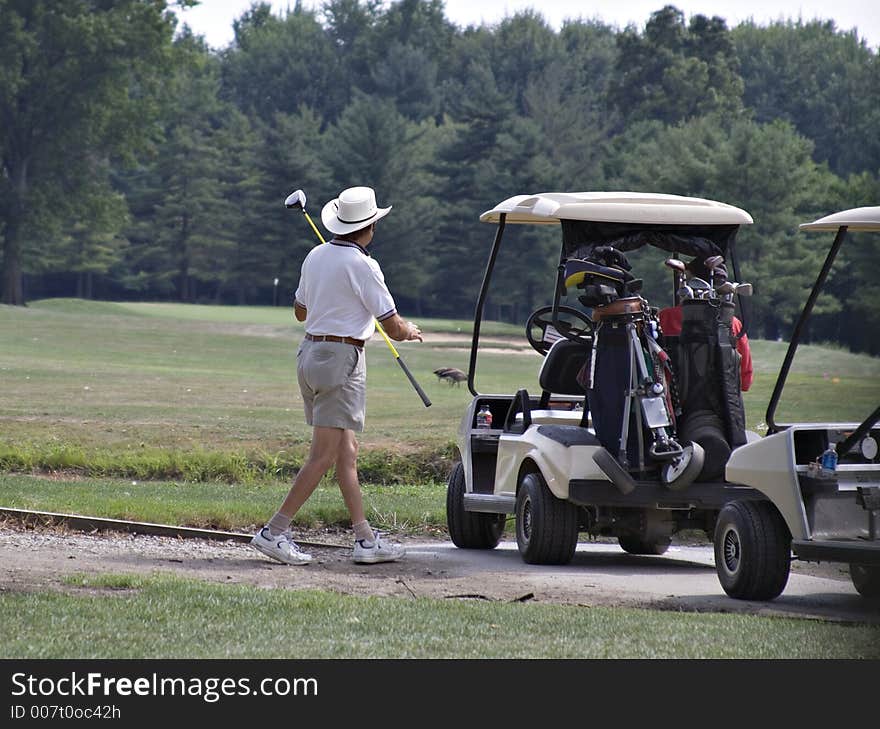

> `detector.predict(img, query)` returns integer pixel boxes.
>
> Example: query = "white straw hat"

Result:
[321,186,392,235]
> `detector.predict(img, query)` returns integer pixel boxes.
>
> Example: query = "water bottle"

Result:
[476,404,493,429]
[820,444,838,475]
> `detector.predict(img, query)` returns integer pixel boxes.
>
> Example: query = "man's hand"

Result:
[382,313,423,342]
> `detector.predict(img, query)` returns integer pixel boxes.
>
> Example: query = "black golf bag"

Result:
[566,248,678,471]
[583,314,651,469]
[672,299,747,480]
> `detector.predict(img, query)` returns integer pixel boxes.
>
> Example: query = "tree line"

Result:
[2,1,879,352]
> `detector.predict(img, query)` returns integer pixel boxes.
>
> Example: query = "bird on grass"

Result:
[433,367,467,386]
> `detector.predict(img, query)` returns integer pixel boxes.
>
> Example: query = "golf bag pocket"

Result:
[587,324,645,468]
[677,301,721,417]
[676,300,746,478]
[719,340,746,448]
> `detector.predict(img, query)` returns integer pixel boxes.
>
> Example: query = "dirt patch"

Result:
[0,523,521,604]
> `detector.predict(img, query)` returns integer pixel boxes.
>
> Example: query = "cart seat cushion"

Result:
[538,339,592,396]
[537,425,601,447]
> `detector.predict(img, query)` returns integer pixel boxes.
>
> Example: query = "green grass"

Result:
[0,573,874,659]
[1,298,878,494]
[0,473,448,533]
[3,300,877,457]
[1,299,506,455]
[747,339,880,427]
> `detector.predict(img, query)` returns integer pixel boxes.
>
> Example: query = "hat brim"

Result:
[321,200,392,235]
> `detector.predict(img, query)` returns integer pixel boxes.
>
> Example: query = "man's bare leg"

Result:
[276,426,343,518]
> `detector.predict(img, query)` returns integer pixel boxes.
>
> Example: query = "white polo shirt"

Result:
[294,240,396,341]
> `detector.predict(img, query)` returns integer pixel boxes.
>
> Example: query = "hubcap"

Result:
[521,498,532,541]
[722,527,741,575]
[663,446,692,482]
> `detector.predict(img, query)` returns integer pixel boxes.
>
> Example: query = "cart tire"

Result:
[515,471,579,565]
[849,563,880,598]
[714,500,791,600]
[618,535,671,555]
[446,462,505,549]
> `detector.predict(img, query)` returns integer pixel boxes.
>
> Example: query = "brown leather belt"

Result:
[304,333,365,348]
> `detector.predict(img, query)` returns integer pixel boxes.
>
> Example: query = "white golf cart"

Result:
[722,206,880,599]
[445,193,880,601]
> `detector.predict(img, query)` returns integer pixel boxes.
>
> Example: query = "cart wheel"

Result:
[446,462,506,549]
[515,471,579,565]
[714,500,791,600]
[661,442,704,491]
[849,563,880,598]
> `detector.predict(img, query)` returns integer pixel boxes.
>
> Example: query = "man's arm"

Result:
[294,302,307,322]
[732,317,753,392]
[379,313,422,342]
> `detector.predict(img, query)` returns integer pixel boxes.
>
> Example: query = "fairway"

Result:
[1,298,879,490]
[2,298,879,521]
[3,300,878,458]
[0,299,537,457]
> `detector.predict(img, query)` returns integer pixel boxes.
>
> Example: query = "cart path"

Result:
[1,525,876,625]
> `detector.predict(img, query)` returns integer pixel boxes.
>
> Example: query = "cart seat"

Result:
[538,338,592,397]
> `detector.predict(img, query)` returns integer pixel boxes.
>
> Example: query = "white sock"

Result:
[352,520,374,544]
[267,512,291,537]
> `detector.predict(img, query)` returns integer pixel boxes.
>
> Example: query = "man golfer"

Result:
[252,186,422,565]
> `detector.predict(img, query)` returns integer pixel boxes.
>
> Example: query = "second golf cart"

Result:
[445,192,880,601]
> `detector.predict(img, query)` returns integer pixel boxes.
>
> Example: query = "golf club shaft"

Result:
[298,208,431,407]
[302,210,326,247]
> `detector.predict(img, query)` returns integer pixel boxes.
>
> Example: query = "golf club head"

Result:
[704,255,725,270]
[717,281,753,297]
[664,258,686,272]
[285,189,307,209]
[689,277,711,290]
[677,285,694,301]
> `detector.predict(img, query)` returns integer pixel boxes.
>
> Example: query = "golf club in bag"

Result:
[285,189,431,408]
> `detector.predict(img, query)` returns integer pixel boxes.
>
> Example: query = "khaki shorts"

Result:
[297,340,366,431]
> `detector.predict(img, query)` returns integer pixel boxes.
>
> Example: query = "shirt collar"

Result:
[330,238,371,257]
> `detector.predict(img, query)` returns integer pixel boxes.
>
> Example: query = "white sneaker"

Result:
[352,531,406,564]
[251,527,313,566]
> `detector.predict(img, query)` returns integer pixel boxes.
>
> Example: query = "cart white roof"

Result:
[479,192,753,226]
[799,206,880,232]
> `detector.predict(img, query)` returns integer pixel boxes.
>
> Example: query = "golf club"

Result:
[716,280,753,303]
[688,276,714,300]
[285,189,432,408]
[665,258,687,304]
[704,255,724,290]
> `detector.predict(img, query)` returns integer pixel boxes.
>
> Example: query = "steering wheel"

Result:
[525,305,594,355]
